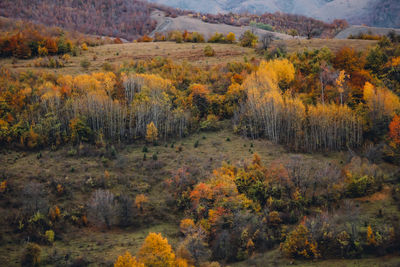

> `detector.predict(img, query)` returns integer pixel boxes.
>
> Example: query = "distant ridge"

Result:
[148,0,400,28]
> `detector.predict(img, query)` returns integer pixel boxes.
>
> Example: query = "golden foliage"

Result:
[145,122,158,143]
[363,82,400,118]
[226,32,236,43]
[180,218,195,235]
[81,43,88,51]
[242,59,295,95]
[0,180,7,193]
[281,224,320,259]
[137,232,176,267]
[135,194,149,211]
[367,225,377,246]
[114,252,144,267]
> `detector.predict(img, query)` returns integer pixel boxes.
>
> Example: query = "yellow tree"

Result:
[280,224,320,259]
[146,122,158,143]
[336,70,348,105]
[114,251,144,267]
[135,194,149,213]
[367,225,377,246]
[137,233,176,267]
[226,32,236,43]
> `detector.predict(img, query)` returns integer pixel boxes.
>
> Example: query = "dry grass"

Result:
[274,38,378,53]
[0,39,378,76]
[0,42,257,75]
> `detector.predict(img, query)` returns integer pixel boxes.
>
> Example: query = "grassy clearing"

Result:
[0,39,378,76]
[0,42,257,75]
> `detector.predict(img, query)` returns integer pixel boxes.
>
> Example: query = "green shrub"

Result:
[346,175,377,197]
[200,115,219,131]
[240,30,258,48]
[152,153,158,161]
[250,21,274,31]
[208,32,225,43]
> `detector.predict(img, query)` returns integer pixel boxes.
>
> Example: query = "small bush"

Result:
[45,230,55,243]
[81,43,88,51]
[194,140,199,148]
[240,30,258,48]
[102,62,114,71]
[80,59,90,69]
[142,146,148,153]
[346,175,378,197]
[67,148,77,157]
[204,45,215,57]
[152,153,158,161]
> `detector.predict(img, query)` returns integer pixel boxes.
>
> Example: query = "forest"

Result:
[1,11,400,267]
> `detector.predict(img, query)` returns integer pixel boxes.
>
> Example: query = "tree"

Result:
[87,189,116,229]
[135,194,149,213]
[114,252,144,267]
[389,115,400,147]
[367,225,377,246]
[45,38,58,54]
[280,224,320,259]
[208,32,225,43]
[38,46,48,57]
[81,43,88,51]
[117,194,134,226]
[239,30,258,48]
[226,32,236,43]
[137,233,176,267]
[288,29,298,38]
[180,218,195,235]
[146,122,158,143]
[336,70,348,105]
[260,33,274,50]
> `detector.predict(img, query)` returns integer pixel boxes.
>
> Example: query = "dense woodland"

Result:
[0,0,157,41]
[1,11,400,267]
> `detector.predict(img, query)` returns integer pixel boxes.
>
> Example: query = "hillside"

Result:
[2,35,400,265]
[0,0,157,41]
[335,25,400,39]
[0,0,344,40]
[150,11,293,40]
[148,0,400,28]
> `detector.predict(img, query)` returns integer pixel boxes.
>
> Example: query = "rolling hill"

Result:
[148,0,400,28]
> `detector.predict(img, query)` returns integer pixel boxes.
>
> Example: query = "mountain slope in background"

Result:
[0,0,159,41]
[148,0,400,28]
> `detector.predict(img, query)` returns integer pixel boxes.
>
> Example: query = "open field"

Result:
[0,42,257,75]
[0,38,379,76]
